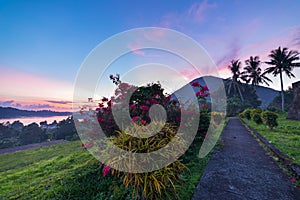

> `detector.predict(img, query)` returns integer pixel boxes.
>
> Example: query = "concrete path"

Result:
[0,139,67,155]
[192,118,300,200]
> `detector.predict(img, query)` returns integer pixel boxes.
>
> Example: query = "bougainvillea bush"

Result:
[83,74,211,199]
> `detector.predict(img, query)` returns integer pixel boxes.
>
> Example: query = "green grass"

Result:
[0,126,225,199]
[242,113,300,165]
[0,141,132,199]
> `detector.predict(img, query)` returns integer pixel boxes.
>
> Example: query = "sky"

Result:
[1,0,300,111]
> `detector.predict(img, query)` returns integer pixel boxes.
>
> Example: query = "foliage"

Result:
[93,75,213,199]
[242,56,272,86]
[226,59,245,101]
[261,111,278,129]
[264,46,300,112]
[268,87,294,112]
[226,96,244,117]
[225,83,261,116]
[0,117,78,149]
[241,109,251,120]
[250,108,263,119]
[252,113,263,124]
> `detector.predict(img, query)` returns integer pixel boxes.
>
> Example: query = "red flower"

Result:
[140,105,150,111]
[291,177,296,183]
[103,165,110,177]
[140,119,147,125]
[130,104,136,108]
[191,81,200,87]
[201,85,209,91]
[132,116,139,122]
[83,141,93,148]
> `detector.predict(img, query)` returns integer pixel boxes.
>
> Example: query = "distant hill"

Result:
[0,107,72,119]
[174,76,279,109]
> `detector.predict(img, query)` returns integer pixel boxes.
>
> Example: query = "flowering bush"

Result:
[91,75,211,199]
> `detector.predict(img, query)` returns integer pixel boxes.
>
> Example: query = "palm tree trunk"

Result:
[279,70,284,112]
[237,85,244,102]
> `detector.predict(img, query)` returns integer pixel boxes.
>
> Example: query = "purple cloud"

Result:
[46,100,72,105]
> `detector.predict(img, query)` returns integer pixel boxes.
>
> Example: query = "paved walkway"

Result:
[0,140,67,155]
[192,118,300,200]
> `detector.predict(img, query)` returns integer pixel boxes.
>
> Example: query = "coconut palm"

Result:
[264,47,300,112]
[243,56,272,87]
[227,59,245,101]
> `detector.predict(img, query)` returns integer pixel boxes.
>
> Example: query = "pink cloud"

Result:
[158,0,217,28]
[0,67,73,111]
[0,98,72,111]
[187,0,217,23]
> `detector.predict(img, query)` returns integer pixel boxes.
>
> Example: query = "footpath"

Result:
[0,139,67,155]
[192,118,300,200]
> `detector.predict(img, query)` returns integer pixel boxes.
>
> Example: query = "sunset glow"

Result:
[1,0,300,111]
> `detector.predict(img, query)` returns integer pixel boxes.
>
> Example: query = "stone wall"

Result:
[286,81,300,120]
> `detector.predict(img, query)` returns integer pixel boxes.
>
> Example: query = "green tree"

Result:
[227,60,245,101]
[264,47,300,112]
[243,56,272,87]
[20,123,43,145]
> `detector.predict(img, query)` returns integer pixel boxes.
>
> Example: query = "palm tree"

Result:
[264,47,300,112]
[243,56,272,87]
[227,59,245,101]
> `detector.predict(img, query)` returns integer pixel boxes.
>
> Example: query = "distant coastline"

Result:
[0,106,72,119]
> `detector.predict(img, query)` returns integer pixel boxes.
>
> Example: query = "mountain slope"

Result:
[176,76,278,109]
[0,107,71,119]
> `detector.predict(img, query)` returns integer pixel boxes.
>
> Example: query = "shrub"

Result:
[239,112,245,118]
[250,109,262,119]
[261,111,278,129]
[91,75,212,199]
[108,122,186,199]
[252,113,263,124]
[210,111,225,129]
[241,109,251,120]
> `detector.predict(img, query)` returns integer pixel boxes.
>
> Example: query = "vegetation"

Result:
[241,113,300,165]
[264,47,300,112]
[227,59,245,102]
[224,46,299,116]
[267,87,294,112]
[0,117,78,149]
[261,111,278,130]
[242,56,272,87]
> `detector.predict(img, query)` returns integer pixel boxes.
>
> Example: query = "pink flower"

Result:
[103,165,110,177]
[149,99,158,104]
[132,116,139,122]
[291,177,296,183]
[140,105,150,111]
[83,141,93,148]
[201,86,209,91]
[130,104,136,108]
[196,91,201,97]
[191,81,200,87]
[140,119,147,125]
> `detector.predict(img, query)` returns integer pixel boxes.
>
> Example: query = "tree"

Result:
[264,47,300,112]
[243,56,272,87]
[20,123,43,145]
[227,59,245,101]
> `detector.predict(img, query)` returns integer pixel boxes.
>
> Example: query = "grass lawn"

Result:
[0,125,224,200]
[242,113,300,165]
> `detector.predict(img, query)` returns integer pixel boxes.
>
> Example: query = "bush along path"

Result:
[192,118,300,200]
